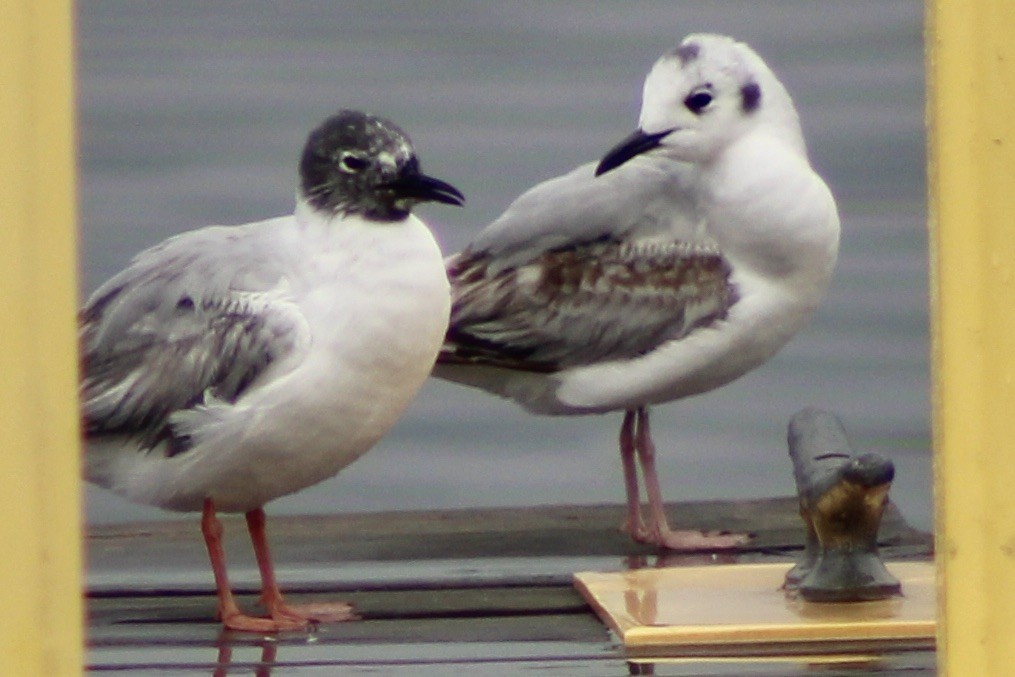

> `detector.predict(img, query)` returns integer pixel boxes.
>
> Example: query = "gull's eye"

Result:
[339,153,370,173]
[684,88,714,115]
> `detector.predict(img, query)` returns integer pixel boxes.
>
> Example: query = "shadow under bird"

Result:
[81,110,463,632]
[436,34,840,550]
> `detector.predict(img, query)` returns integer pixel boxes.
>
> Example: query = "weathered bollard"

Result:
[783,407,902,602]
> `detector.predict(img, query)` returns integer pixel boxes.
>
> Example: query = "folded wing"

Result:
[444,236,738,372]
[80,226,308,454]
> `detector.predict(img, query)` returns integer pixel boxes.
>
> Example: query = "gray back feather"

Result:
[80,220,307,453]
[469,155,701,269]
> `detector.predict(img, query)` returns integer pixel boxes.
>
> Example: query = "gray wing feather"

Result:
[80,223,307,451]
[468,156,701,270]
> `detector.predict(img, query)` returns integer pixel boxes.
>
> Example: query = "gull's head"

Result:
[597,34,803,175]
[298,110,464,222]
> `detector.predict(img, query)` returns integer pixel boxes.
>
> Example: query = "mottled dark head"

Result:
[299,110,464,221]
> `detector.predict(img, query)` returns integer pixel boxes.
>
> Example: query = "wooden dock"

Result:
[87,498,935,674]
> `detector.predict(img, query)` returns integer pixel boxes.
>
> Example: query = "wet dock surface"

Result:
[87,498,935,674]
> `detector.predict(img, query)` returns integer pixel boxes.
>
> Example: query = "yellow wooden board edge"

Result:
[574,562,935,650]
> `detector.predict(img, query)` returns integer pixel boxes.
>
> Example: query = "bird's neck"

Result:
[697,130,809,205]
[695,132,837,284]
[294,198,335,230]
[294,197,410,232]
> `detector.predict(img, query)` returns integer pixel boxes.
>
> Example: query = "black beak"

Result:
[595,128,675,176]
[385,170,465,207]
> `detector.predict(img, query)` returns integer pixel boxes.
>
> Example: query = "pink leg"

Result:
[619,410,647,538]
[212,644,231,677]
[634,408,749,551]
[256,642,278,677]
[246,508,358,625]
[200,498,304,632]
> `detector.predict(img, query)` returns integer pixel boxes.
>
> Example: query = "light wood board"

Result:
[574,562,935,653]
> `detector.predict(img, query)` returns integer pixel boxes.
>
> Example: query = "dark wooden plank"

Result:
[89,586,592,631]
[87,499,930,592]
[90,611,607,646]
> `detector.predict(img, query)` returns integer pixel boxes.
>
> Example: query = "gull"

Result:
[436,34,840,550]
[82,110,464,631]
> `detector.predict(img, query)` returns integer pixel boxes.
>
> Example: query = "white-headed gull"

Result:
[82,110,464,631]
[436,34,840,550]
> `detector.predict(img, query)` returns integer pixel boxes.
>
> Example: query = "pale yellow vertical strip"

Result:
[0,0,83,674]
[927,0,1015,673]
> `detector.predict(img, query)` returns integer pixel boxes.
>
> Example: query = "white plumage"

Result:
[437,34,840,550]
[82,110,463,631]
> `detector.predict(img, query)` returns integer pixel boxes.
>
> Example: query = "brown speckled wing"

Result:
[441,237,738,372]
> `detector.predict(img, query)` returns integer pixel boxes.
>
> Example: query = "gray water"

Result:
[78,1,931,531]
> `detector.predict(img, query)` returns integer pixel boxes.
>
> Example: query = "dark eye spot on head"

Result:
[675,42,700,65]
[684,89,713,115]
[176,296,195,311]
[340,154,369,173]
[741,82,761,113]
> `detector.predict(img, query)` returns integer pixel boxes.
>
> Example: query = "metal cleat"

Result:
[784,407,902,602]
